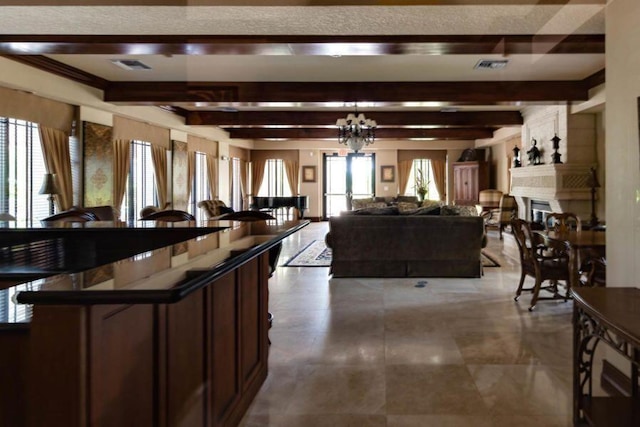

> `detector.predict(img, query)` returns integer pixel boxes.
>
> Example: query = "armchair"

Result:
[197,200,233,219]
[481,194,517,240]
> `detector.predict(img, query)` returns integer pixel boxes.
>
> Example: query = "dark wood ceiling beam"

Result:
[105,81,589,104]
[225,127,495,140]
[0,1,606,5]
[0,34,604,55]
[187,110,523,126]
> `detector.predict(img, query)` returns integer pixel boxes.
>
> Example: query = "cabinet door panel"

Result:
[210,272,240,426]
[239,258,261,388]
[89,304,156,427]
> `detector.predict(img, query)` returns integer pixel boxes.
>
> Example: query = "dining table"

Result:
[536,229,606,290]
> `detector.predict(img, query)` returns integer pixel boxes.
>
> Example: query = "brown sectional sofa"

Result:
[326,214,485,278]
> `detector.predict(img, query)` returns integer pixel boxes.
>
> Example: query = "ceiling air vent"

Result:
[110,59,152,71]
[474,59,509,70]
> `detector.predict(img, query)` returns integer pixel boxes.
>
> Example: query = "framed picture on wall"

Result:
[381,165,395,182]
[302,165,316,183]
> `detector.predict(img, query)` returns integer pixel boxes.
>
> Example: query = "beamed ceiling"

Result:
[0,2,606,142]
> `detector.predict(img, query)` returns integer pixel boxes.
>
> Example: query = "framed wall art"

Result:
[302,165,317,183]
[381,165,395,182]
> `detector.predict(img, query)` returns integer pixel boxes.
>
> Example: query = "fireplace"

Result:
[510,164,593,222]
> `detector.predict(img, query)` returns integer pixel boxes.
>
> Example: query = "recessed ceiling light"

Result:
[110,59,152,71]
[474,59,509,70]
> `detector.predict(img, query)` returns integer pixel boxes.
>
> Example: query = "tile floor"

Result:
[240,222,578,427]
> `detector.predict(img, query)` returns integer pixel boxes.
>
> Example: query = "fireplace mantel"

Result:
[510,164,594,220]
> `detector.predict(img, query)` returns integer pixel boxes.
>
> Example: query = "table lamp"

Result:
[39,173,58,216]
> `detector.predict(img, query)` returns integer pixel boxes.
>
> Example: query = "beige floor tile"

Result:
[467,364,572,416]
[489,415,572,427]
[385,364,488,415]
[284,365,386,414]
[240,414,387,427]
[454,331,541,364]
[385,332,465,365]
[387,415,495,427]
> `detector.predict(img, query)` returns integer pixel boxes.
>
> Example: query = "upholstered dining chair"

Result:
[482,194,517,240]
[511,218,571,311]
[544,212,582,233]
[139,209,195,222]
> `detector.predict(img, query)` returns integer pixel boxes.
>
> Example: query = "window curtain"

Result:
[431,159,446,201]
[112,139,131,213]
[38,126,74,211]
[285,160,299,195]
[251,159,266,197]
[206,154,218,199]
[397,160,413,195]
[240,160,248,210]
[187,151,196,201]
[151,145,168,208]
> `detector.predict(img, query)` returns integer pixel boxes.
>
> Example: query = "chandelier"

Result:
[336,111,377,153]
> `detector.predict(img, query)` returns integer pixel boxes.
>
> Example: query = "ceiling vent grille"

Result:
[110,59,152,71]
[474,59,509,70]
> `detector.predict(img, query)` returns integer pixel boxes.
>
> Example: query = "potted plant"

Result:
[415,169,430,202]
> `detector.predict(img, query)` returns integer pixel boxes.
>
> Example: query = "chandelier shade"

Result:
[336,111,376,153]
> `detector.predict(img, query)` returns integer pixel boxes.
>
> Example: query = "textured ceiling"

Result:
[0,5,604,35]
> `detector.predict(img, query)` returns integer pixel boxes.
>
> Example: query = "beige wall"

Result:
[606,0,640,286]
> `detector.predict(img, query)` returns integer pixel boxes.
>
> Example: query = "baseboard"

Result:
[601,359,632,397]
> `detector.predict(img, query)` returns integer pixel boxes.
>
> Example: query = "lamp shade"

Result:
[39,173,58,195]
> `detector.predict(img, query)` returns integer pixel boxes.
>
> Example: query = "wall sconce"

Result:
[39,173,59,215]
[220,155,230,161]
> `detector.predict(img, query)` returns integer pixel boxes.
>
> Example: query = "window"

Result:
[258,159,291,197]
[121,140,156,222]
[407,159,439,200]
[0,117,49,224]
[190,151,210,219]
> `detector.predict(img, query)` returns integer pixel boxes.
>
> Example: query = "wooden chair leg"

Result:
[514,270,526,301]
[499,224,504,240]
[529,278,543,311]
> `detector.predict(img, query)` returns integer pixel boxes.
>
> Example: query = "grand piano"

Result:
[250,195,309,219]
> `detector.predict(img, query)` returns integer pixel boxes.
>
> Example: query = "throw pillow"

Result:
[440,205,479,216]
[397,201,419,213]
[421,199,442,209]
[351,198,375,210]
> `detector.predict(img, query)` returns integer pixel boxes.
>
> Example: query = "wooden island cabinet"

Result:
[0,219,308,427]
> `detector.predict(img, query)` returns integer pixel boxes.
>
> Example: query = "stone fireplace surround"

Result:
[510,164,595,223]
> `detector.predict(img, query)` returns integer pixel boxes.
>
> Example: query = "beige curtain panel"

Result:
[285,161,299,195]
[251,159,267,197]
[38,126,74,211]
[113,116,170,149]
[397,160,413,196]
[151,145,168,209]
[240,160,248,210]
[206,154,218,200]
[112,139,131,214]
[187,151,196,201]
[0,86,75,133]
[431,159,447,201]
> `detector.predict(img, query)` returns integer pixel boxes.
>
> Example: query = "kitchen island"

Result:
[0,218,308,427]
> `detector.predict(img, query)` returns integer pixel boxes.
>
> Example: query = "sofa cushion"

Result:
[412,206,441,215]
[421,199,442,209]
[352,206,399,215]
